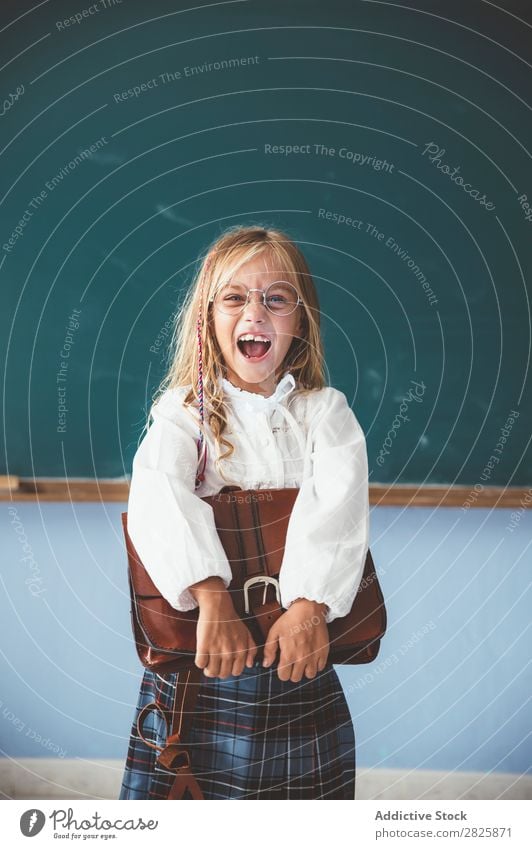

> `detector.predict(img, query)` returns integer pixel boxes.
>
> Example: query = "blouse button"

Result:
[261,436,271,446]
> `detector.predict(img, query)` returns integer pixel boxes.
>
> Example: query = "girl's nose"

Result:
[242,291,268,319]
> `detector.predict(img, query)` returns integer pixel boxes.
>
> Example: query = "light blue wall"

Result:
[1,501,530,773]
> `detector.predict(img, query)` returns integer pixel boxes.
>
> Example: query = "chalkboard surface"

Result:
[2,0,530,486]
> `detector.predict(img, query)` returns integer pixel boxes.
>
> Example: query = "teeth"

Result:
[237,334,271,343]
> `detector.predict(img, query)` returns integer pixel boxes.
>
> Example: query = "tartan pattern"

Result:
[119,661,356,800]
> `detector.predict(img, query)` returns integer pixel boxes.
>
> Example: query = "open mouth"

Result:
[237,334,272,360]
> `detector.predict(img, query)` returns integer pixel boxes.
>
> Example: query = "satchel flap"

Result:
[202,488,298,577]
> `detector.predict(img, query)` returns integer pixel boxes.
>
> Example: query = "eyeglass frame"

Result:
[208,282,304,316]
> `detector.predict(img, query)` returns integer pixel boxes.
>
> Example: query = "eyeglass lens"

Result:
[213,281,300,315]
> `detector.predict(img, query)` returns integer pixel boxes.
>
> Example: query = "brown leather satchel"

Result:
[121,485,386,800]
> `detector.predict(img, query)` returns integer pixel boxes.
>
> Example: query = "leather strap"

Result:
[249,597,284,641]
[136,664,205,799]
[229,496,247,619]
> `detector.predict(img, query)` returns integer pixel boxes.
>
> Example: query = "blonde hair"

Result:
[151,224,326,481]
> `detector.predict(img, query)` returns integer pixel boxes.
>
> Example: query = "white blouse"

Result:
[126,372,369,624]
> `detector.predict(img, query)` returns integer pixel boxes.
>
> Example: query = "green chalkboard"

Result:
[2,0,531,486]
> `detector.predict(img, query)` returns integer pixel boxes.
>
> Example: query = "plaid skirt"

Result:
[119,660,355,800]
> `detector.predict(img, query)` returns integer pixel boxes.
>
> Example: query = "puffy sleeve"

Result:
[126,389,233,611]
[278,387,370,624]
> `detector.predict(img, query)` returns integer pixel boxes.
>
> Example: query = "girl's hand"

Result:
[189,577,257,678]
[262,599,330,682]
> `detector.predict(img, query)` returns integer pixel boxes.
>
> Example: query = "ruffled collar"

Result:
[219,372,296,408]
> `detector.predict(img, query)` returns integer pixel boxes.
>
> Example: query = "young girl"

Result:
[119,225,369,800]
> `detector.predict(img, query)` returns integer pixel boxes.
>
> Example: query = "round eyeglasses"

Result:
[209,281,303,316]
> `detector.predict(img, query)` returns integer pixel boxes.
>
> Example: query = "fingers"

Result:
[287,659,307,683]
[317,651,329,672]
[202,655,221,678]
[228,635,258,675]
[274,637,309,681]
[275,638,297,681]
[262,633,279,668]
[194,648,209,670]
[199,634,258,679]
[231,657,246,677]
[218,654,236,679]
[202,648,327,681]
[204,649,238,679]
[303,662,318,680]
[245,638,258,669]
[231,640,255,677]
[276,652,329,683]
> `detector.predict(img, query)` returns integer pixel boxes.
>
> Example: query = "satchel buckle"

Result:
[243,575,281,614]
